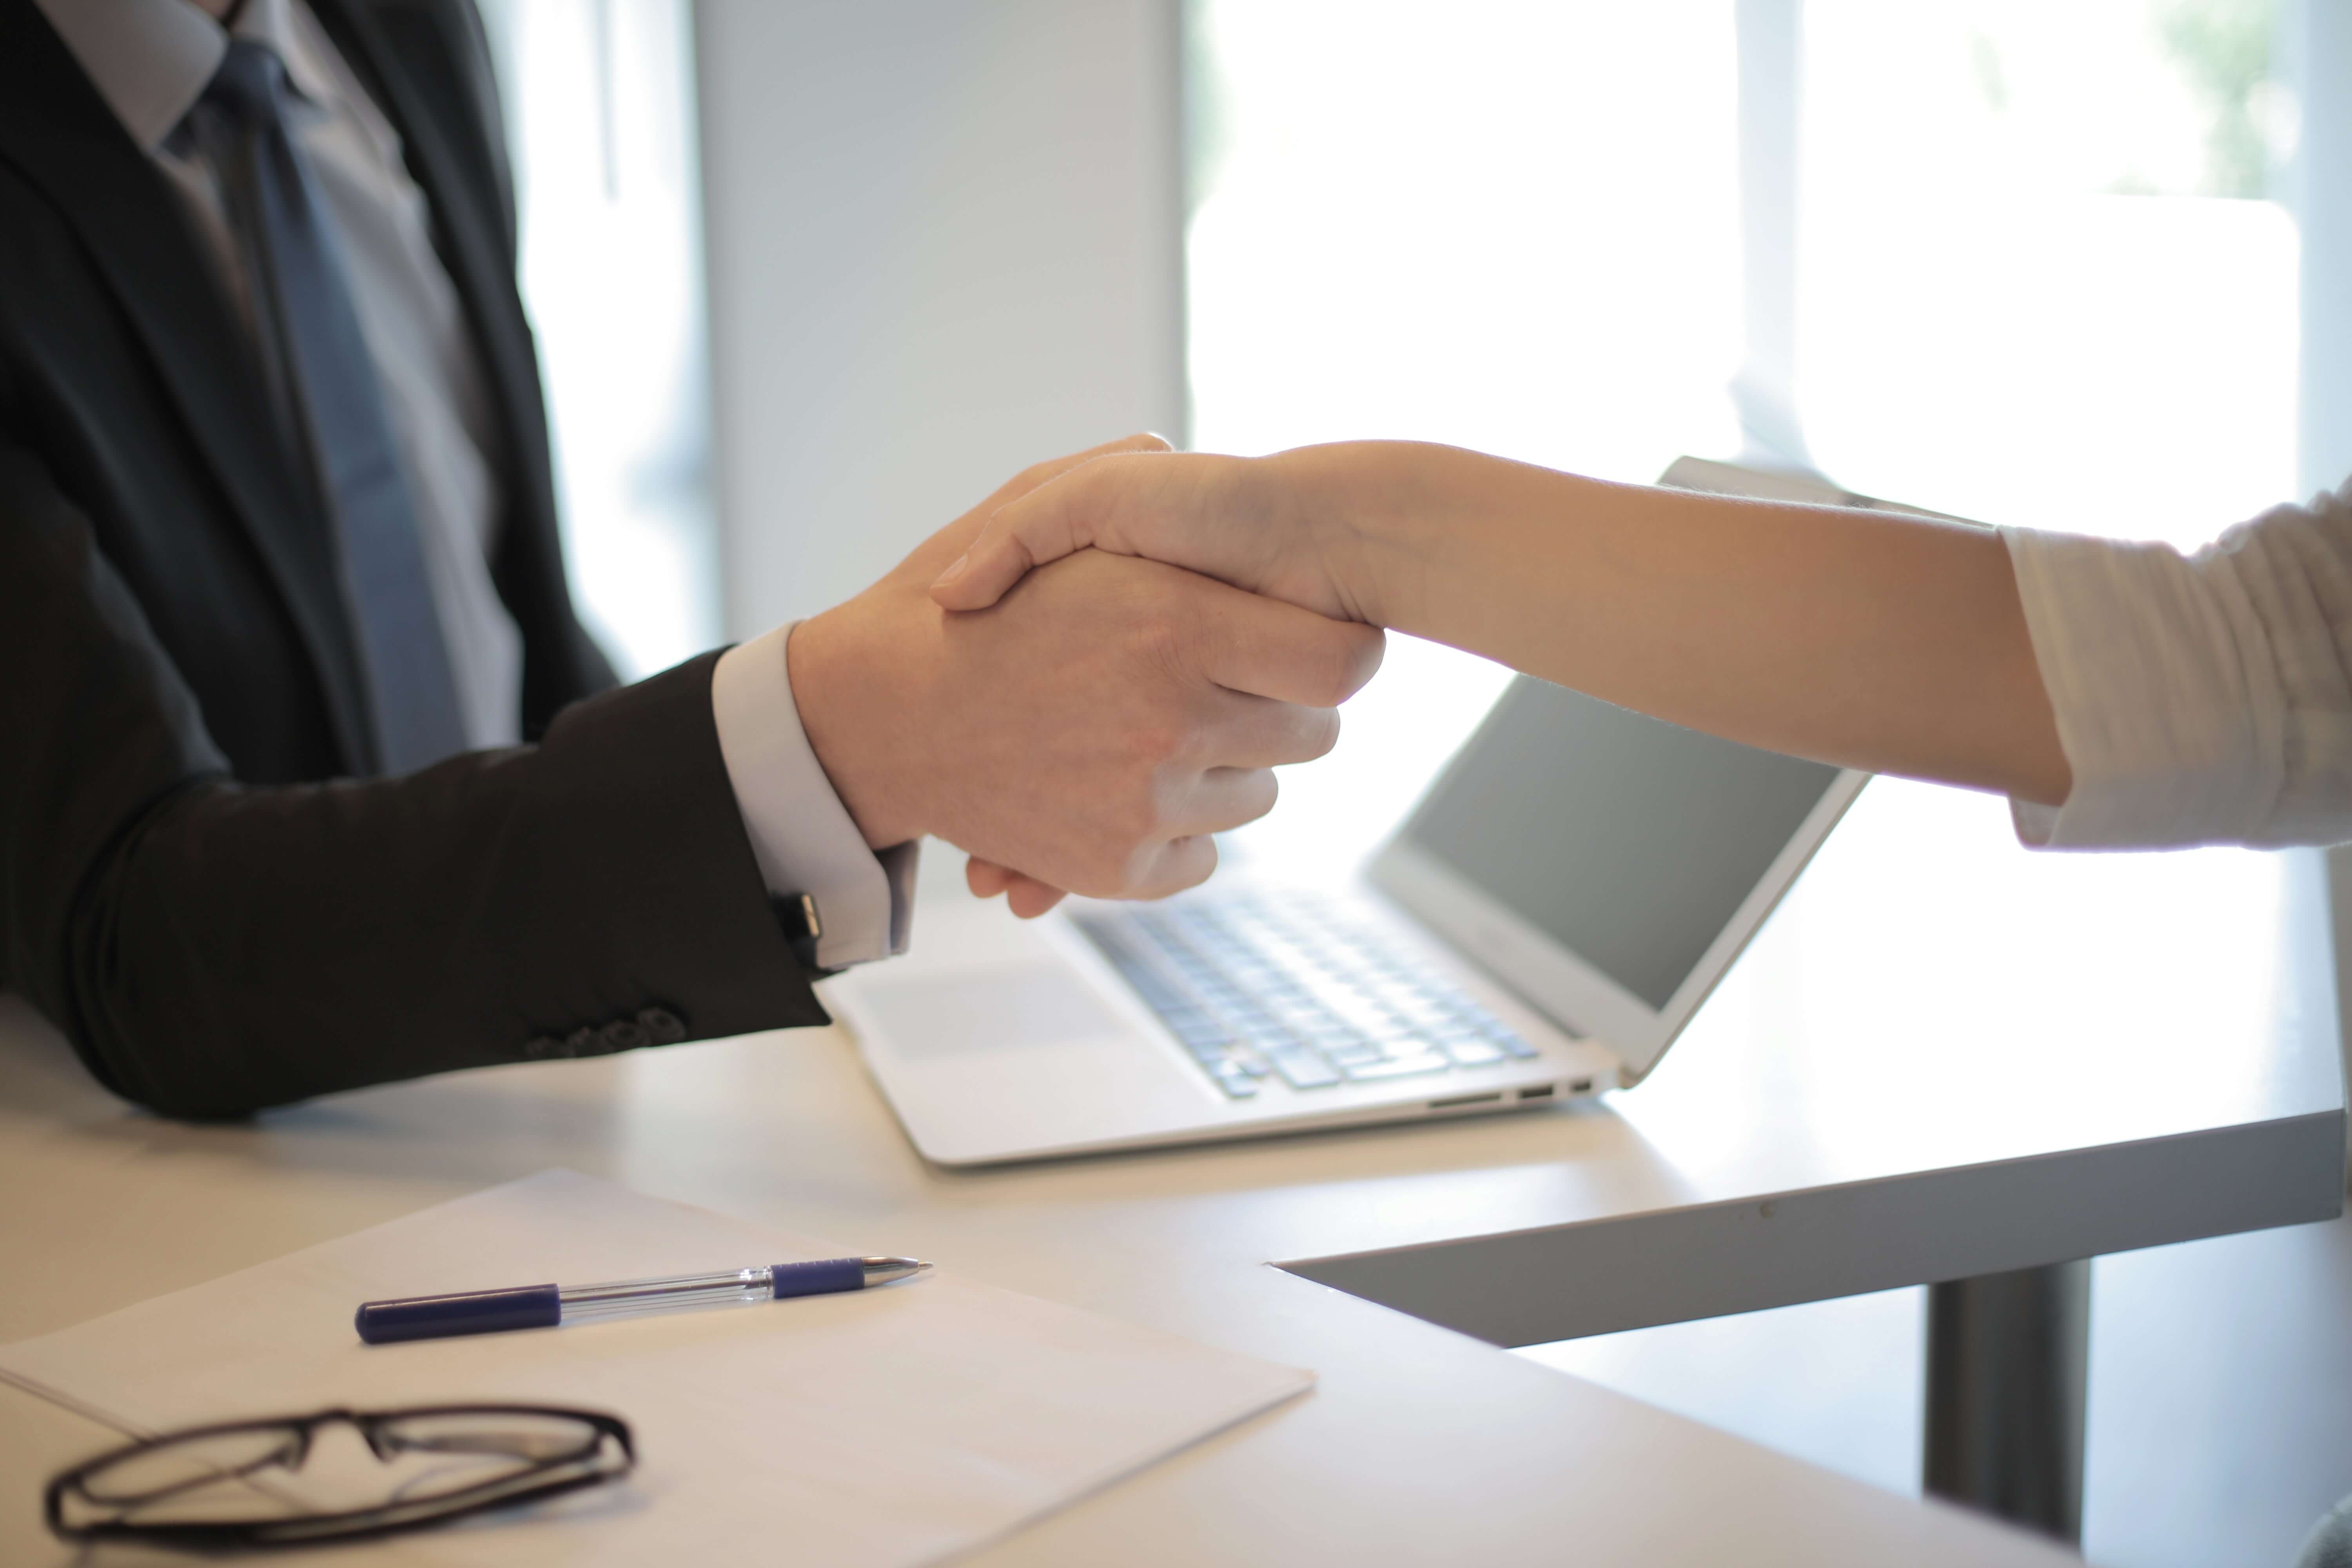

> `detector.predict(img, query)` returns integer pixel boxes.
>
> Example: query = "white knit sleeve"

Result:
[2003,478,2352,849]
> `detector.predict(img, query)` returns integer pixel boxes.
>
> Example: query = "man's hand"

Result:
[789,440,1387,919]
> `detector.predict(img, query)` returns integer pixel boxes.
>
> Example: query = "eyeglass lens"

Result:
[61,1410,617,1532]
[77,1426,303,1506]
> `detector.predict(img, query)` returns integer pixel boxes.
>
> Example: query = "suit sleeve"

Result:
[0,437,830,1120]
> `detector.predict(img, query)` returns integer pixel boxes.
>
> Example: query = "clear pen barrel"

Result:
[557,1267,772,1321]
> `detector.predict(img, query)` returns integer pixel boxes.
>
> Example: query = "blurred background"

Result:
[472,3,2349,1563]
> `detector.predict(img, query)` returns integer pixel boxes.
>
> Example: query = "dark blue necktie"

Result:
[198,40,468,775]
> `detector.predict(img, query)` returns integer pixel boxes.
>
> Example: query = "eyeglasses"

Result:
[44,1403,634,1549]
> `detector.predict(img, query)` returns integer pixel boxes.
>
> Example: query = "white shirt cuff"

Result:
[710,624,918,967]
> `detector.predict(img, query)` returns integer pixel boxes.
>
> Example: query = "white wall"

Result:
[694,0,1185,638]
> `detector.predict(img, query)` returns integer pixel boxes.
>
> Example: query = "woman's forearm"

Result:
[1283,441,2072,805]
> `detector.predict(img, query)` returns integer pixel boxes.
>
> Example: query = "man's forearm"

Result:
[48,658,825,1118]
[1289,440,2072,804]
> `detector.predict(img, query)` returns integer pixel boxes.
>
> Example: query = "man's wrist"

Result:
[710,627,918,967]
[785,607,930,852]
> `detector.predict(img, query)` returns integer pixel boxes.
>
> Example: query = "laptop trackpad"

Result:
[857,963,1128,1060]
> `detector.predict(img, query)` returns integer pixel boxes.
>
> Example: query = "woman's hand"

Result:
[928,448,1373,623]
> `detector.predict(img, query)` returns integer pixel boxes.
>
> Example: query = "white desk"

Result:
[1,773,2341,1563]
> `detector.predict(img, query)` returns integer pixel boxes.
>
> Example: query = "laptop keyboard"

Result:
[1071,891,1539,1100]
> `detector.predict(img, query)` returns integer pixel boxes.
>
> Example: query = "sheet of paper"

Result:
[0,1169,1311,1565]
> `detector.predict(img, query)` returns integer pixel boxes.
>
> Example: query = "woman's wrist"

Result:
[1245,442,1405,628]
[1271,440,1468,631]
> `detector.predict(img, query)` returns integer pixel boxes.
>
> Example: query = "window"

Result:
[479,0,718,680]
[1798,0,2299,545]
[1188,0,2305,862]
[1188,0,1749,867]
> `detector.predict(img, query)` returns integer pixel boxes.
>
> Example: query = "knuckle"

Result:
[1091,839,1160,901]
[1124,718,1188,769]
[1237,769,1279,824]
[1107,778,1170,847]
[1272,637,1354,709]
[1312,659,1356,709]
[1059,833,1137,900]
[1149,835,1217,897]
[1175,846,1218,893]
[1309,630,1381,706]
[1300,707,1342,760]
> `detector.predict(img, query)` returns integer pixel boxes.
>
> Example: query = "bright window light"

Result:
[1799,0,2299,545]
[481,0,719,681]
[1189,0,1746,869]
[1187,0,1744,480]
[1190,0,2301,867]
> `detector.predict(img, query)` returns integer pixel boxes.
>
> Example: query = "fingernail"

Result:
[931,552,970,588]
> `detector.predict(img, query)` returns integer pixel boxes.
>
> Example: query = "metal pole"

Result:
[1922,1259,2090,1544]
[2287,0,2352,1155]
[2286,0,2352,503]
[1729,0,1815,474]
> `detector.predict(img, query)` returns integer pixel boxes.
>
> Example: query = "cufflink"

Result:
[772,892,824,970]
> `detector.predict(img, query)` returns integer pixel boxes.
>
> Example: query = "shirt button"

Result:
[599,1018,651,1055]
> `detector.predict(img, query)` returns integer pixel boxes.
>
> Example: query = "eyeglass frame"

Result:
[44,1402,636,1550]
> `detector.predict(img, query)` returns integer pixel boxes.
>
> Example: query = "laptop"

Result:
[824,459,1887,1165]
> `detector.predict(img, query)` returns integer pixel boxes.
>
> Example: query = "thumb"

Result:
[931,459,1126,611]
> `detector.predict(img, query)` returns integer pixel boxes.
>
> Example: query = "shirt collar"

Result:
[33,0,336,154]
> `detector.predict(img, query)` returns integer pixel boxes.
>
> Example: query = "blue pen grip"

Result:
[356,1284,563,1345]
[770,1258,867,1298]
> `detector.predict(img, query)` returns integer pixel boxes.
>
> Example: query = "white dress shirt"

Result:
[37,0,911,968]
[2005,477,2352,850]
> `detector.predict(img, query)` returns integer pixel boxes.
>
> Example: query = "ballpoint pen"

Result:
[355,1258,933,1344]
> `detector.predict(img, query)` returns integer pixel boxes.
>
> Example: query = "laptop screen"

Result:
[1394,677,1841,1010]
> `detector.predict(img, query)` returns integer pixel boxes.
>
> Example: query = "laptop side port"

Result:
[1429,1091,1506,1109]
[1516,1085,1555,1101]
[1568,1078,1593,1093]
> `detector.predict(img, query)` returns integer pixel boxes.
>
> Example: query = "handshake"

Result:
[789,432,1384,920]
[792,420,2074,924]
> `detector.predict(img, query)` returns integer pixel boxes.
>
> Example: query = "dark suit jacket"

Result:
[0,0,827,1118]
